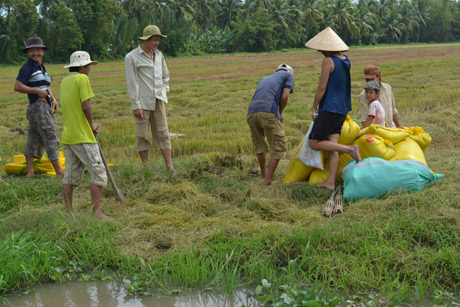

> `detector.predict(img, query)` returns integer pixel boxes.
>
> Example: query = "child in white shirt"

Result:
[362,80,385,128]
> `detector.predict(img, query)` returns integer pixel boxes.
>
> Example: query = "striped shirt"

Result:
[16,59,51,104]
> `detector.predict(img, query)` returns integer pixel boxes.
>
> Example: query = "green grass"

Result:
[1,43,460,305]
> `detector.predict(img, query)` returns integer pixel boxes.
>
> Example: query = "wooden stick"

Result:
[96,136,126,203]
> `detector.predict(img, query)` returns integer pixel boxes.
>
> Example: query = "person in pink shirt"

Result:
[362,80,385,128]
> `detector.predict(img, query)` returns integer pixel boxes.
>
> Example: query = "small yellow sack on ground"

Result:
[391,138,428,165]
[284,138,314,184]
[358,124,411,144]
[338,115,361,145]
[353,134,396,160]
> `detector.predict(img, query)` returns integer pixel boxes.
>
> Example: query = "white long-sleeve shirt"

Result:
[125,46,169,111]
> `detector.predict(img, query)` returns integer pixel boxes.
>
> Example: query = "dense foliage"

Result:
[1,0,460,62]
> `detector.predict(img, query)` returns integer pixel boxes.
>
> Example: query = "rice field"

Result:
[1,43,460,305]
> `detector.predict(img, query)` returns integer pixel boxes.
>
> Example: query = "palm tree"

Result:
[412,0,432,42]
[217,0,242,28]
[271,0,289,30]
[194,0,217,30]
[398,0,419,43]
[323,0,358,41]
[303,0,323,41]
[166,0,194,23]
[383,10,403,43]
[110,12,138,58]
[355,0,375,44]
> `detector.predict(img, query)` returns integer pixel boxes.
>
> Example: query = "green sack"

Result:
[342,157,443,202]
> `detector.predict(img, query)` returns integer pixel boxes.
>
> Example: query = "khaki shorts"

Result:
[247,112,287,160]
[25,100,60,161]
[63,143,107,187]
[135,99,171,151]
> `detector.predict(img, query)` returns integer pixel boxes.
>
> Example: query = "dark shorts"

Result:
[308,111,346,141]
[25,100,60,160]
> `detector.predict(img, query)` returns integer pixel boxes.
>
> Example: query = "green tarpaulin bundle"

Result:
[342,158,443,202]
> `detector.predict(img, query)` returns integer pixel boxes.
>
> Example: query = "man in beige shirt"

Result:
[125,25,175,174]
[359,65,400,128]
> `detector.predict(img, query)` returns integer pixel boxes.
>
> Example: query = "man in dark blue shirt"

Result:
[247,64,294,187]
[14,37,64,177]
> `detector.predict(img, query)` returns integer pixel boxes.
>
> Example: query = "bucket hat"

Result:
[22,37,48,53]
[138,25,167,40]
[305,27,349,52]
[64,51,98,68]
[364,65,380,79]
[276,63,294,75]
[364,80,380,91]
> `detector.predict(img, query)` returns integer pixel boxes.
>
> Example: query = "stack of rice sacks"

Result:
[284,118,432,185]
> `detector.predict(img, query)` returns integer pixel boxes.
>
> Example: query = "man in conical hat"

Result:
[305,27,361,193]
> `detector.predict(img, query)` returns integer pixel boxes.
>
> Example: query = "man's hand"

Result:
[52,99,59,113]
[133,109,144,119]
[280,114,284,123]
[91,123,100,136]
[37,88,48,98]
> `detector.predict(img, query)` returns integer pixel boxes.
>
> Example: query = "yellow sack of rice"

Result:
[309,153,353,185]
[391,138,428,165]
[338,115,361,145]
[353,134,396,160]
[358,124,411,144]
[404,126,432,153]
[284,138,314,184]
[309,163,329,185]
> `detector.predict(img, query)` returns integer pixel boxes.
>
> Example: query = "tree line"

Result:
[1,0,459,64]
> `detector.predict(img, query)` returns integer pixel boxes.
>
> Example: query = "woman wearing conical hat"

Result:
[305,27,361,192]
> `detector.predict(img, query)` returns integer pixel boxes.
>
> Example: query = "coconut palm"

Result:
[355,0,375,44]
[412,0,432,42]
[166,0,194,23]
[398,0,419,43]
[217,0,242,28]
[323,0,358,41]
[303,0,323,41]
[194,0,218,30]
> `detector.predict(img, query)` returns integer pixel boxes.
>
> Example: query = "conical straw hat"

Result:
[305,27,349,52]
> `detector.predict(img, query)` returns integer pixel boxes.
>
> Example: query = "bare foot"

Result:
[263,179,275,187]
[349,145,361,163]
[95,214,114,221]
[317,182,335,192]
[0,180,8,186]
[26,171,36,177]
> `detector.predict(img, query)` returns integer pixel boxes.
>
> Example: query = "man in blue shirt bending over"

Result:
[247,64,294,187]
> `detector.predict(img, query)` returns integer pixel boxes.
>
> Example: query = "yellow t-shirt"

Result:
[60,73,96,144]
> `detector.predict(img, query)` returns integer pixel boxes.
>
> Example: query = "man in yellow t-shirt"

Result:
[60,51,111,221]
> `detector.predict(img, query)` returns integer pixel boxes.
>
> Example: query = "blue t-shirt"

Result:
[247,70,294,120]
[16,58,51,104]
[318,55,351,115]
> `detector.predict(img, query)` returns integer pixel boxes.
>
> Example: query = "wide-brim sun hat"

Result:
[305,27,349,52]
[22,37,48,53]
[276,63,294,75]
[64,51,98,68]
[138,25,167,40]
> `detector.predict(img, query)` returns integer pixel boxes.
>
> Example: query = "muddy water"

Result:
[1,280,260,307]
